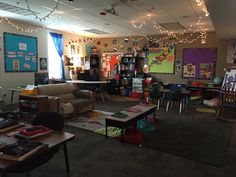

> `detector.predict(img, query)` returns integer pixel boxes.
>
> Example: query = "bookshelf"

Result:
[19,95,48,115]
[119,56,136,96]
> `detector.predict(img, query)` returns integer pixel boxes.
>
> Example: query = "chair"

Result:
[6,112,64,177]
[216,81,236,119]
[149,82,164,110]
[165,84,187,113]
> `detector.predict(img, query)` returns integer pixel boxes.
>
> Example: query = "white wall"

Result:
[0,20,91,105]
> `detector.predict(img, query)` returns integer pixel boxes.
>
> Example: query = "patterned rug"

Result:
[66,110,112,132]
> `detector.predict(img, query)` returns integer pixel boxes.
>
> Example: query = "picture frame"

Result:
[39,57,47,70]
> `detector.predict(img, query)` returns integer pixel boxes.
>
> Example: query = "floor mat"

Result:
[66,110,113,132]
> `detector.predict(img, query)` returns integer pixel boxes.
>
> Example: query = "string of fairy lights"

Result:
[0,0,210,47]
[0,16,42,32]
[130,0,210,45]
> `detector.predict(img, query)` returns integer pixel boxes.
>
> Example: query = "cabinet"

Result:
[19,95,48,114]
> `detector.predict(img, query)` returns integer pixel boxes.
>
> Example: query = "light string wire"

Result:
[25,0,60,21]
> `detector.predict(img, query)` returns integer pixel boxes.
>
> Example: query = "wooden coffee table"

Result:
[105,103,157,138]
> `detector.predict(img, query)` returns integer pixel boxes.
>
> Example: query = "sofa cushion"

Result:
[38,83,76,96]
[57,93,76,103]
[70,98,93,114]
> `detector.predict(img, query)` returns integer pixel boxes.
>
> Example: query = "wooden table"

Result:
[0,127,75,176]
[8,88,22,104]
[105,104,157,138]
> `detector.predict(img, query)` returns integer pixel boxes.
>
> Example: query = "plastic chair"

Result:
[6,112,64,177]
[216,81,236,119]
[149,82,164,110]
[165,84,187,113]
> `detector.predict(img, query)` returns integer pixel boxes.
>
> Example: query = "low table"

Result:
[105,104,157,138]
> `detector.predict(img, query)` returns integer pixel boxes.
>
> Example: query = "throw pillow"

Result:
[72,89,80,98]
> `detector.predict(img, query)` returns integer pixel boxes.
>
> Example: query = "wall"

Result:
[0,19,229,104]
[98,32,229,84]
[0,20,93,104]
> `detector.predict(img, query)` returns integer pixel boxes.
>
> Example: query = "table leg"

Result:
[10,91,14,104]
[105,122,108,139]
[63,143,70,173]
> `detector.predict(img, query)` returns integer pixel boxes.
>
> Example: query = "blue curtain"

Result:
[49,32,65,79]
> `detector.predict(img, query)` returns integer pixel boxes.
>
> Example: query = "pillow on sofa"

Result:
[72,89,80,98]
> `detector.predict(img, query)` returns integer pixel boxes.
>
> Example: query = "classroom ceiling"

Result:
[0,0,231,38]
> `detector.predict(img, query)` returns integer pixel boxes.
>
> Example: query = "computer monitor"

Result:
[34,72,49,86]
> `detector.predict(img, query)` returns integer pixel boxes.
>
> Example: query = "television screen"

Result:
[34,72,49,86]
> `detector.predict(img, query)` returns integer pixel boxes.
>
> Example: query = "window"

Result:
[47,32,64,79]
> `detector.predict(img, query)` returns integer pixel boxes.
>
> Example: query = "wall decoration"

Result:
[227,40,236,64]
[222,68,236,90]
[183,63,196,78]
[175,60,182,74]
[112,39,117,44]
[148,47,175,74]
[101,52,123,78]
[39,57,47,70]
[182,48,217,80]
[4,32,38,72]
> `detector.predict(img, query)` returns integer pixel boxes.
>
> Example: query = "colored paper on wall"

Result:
[148,47,175,74]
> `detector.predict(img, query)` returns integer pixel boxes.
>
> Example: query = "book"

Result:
[112,112,128,118]
[0,123,25,133]
[0,141,48,161]
[125,107,142,113]
[15,125,53,139]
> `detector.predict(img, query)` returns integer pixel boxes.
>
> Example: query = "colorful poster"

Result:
[183,63,196,78]
[200,63,214,79]
[101,52,123,78]
[148,47,175,74]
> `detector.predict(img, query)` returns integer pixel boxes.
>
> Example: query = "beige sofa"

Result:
[37,83,95,116]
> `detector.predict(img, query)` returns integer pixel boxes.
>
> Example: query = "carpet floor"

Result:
[4,96,236,177]
[142,118,232,166]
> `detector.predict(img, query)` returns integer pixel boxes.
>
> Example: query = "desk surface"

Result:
[0,127,75,170]
[105,104,157,122]
[159,89,190,94]
[66,80,109,84]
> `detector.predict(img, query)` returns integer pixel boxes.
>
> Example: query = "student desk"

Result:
[0,127,75,177]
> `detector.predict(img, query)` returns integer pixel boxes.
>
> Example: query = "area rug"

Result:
[66,110,122,137]
[142,118,232,166]
[66,110,112,132]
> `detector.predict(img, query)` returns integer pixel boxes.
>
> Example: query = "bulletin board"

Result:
[4,32,38,72]
[148,47,175,74]
[182,48,217,80]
